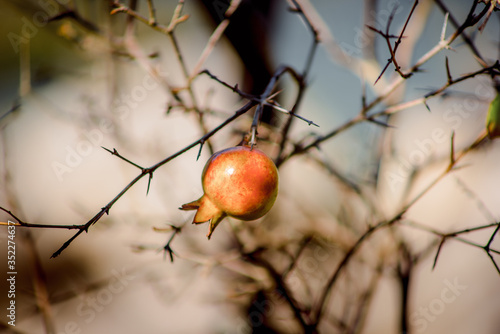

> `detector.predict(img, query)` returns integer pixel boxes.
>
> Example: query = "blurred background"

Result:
[0,0,499,333]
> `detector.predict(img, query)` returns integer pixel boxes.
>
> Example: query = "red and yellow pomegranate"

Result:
[181,145,279,239]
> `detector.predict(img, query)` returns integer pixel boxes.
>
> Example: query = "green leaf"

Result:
[486,93,500,139]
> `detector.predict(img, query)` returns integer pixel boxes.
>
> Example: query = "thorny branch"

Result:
[0,0,490,253]
[311,130,490,329]
[368,0,419,84]
[1,100,255,257]
[1,1,500,332]
[276,0,321,165]
[401,219,500,273]
[2,0,319,258]
[277,1,499,166]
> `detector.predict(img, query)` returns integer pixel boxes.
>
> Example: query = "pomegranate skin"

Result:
[181,145,279,238]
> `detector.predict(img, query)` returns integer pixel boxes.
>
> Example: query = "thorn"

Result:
[440,12,449,42]
[197,141,205,161]
[367,117,394,128]
[423,100,431,112]
[361,82,367,110]
[264,102,318,127]
[450,131,455,166]
[374,62,391,85]
[445,56,452,83]
[146,172,153,195]
[163,244,175,262]
[366,25,383,35]
[101,146,113,154]
[433,236,446,270]
[473,54,488,69]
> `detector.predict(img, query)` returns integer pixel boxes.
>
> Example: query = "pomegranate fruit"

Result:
[180,145,279,239]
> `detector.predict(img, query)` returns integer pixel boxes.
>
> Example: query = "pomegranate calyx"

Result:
[180,195,227,239]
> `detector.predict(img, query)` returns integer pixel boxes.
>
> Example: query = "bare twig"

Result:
[25,231,56,334]
[189,0,242,79]
[278,61,500,167]
[158,224,182,262]
[434,0,484,61]
[46,101,254,257]
[0,207,85,230]
[1,2,499,332]
[0,100,21,123]
[236,238,312,333]
[311,130,489,329]
[277,0,320,164]
[455,177,496,222]
[146,0,157,25]
[370,0,419,84]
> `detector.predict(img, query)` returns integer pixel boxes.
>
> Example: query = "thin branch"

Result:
[485,223,500,251]
[381,62,500,115]
[189,0,242,80]
[25,231,56,334]
[146,0,157,25]
[400,218,500,269]
[432,236,447,269]
[0,100,21,123]
[200,69,318,128]
[238,242,312,332]
[455,177,496,222]
[278,114,364,167]
[371,0,419,84]
[199,69,255,99]
[248,65,308,146]
[282,235,314,278]
[112,0,213,155]
[311,130,489,329]
[449,221,500,236]
[289,0,320,73]
[0,207,85,230]
[265,101,319,127]
[164,1,214,155]
[434,0,484,61]
[2,60,315,258]
[101,147,144,170]
[478,0,498,32]
[111,2,168,32]
[279,61,499,167]
[485,251,500,274]
[277,0,320,165]
[445,56,453,83]
[48,101,255,257]
[160,225,182,262]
